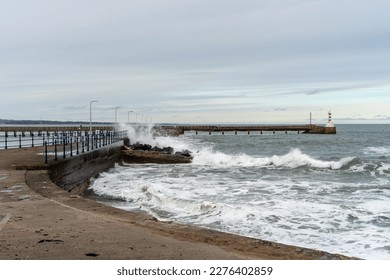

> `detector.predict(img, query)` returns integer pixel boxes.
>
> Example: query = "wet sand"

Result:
[0,147,354,259]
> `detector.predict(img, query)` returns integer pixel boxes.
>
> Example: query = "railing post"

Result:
[63,140,66,159]
[5,132,7,149]
[70,137,73,157]
[76,136,79,154]
[95,134,98,149]
[54,140,58,161]
[31,134,34,147]
[44,141,48,164]
[19,134,22,148]
[82,136,85,153]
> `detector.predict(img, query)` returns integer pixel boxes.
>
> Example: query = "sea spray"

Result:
[118,122,192,152]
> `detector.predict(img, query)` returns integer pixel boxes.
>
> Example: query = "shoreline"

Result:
[0,146,356,260]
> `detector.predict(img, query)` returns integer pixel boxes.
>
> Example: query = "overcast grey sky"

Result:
[1,0,389,124]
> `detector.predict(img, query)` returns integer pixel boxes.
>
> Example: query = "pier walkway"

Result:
[158,124,336,135]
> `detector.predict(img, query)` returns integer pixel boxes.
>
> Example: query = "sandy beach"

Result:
[0,146,354,260]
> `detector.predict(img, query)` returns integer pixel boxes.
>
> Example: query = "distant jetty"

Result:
[156,124,336,136]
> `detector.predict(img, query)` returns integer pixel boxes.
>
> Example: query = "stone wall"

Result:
[48,141,123,193]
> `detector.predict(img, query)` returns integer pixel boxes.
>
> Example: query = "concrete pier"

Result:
[157,124,336,136]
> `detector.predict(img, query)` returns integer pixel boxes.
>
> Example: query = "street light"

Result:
[89,100,98,134]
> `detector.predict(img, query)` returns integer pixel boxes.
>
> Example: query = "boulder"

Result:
[121,144,192,164]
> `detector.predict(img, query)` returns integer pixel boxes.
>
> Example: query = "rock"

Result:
[121,146,193,164]
[131,143,152,151]
[176,149,192,157]
[162,147,174,154]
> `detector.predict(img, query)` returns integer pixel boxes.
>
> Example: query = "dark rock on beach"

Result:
[121,143,193,164]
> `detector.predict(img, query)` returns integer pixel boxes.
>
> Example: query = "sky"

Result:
[1,0,389,124]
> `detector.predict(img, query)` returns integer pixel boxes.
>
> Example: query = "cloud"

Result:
[1,1,390,123]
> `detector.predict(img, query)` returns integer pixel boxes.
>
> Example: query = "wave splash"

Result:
[193,148,355,170]
[118,122,191,152]
[91,172,258,229]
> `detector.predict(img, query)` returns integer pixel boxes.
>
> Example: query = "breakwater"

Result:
[157,124,336,135]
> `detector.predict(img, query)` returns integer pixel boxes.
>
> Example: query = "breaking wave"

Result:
[192,148,356,170]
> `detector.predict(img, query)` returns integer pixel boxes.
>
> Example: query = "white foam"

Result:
[90,163,390,259]
[364,146,390,155]
[192,147,355,170]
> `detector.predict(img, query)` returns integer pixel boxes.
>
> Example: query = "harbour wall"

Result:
[47,141,124,193]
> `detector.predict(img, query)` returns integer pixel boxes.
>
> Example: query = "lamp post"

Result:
[89,100,98,134]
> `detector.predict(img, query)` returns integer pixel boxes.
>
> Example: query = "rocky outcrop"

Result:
[121,144,192,164]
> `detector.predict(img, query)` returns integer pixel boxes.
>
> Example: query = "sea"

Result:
[88,123,390,260]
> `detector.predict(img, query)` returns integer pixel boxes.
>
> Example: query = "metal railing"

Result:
[43,130,128,164]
